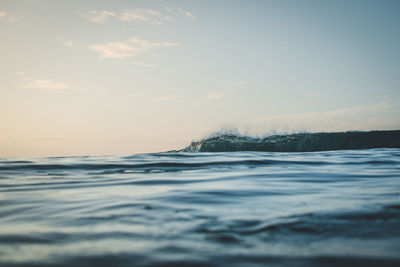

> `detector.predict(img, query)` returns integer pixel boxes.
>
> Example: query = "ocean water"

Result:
[1,149,400,266]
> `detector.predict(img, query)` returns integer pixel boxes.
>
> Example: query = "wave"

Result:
[180,130,400,152]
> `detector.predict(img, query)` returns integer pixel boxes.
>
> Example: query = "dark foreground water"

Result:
[1,149,400,267]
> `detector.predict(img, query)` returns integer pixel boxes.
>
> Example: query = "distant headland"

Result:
[178,130,400,152]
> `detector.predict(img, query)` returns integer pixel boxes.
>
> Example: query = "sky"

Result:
[1,0,400,157]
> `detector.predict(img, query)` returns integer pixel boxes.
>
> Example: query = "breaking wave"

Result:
[180,130,400,152]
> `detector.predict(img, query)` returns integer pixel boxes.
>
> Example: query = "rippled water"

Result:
[1,149,400,266]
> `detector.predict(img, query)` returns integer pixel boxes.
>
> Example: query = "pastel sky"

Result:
[1,0,400,157]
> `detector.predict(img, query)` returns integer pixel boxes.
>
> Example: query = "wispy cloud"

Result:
[18,73,69,93]
[76,10,116,23]
[178,8,195,19]
[153,94,180,102]
[54,37,79,48]
[88,37,181,59]
[0,10,23,24]
[78,8,173,24]
[20,79,69,93]
[119,8,173,24]
[207,91,229,99]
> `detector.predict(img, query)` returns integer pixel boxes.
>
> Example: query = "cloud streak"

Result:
[119,8,173,24]
[54,37,79,47]
[20,78,69,93]
[76,10,116,23]
[178,8,195,19]
[88,37,181,59]
[78,8,173,24]
[18,73,69,93]
[0,10,23,24]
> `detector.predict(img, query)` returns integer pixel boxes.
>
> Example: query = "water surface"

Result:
[1,149,400,266]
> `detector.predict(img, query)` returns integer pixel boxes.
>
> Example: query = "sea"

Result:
[1,149,400,266]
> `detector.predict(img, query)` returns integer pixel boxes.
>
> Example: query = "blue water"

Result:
[1,149,400,266]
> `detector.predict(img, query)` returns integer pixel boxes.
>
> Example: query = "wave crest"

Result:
[180,130,400,152]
